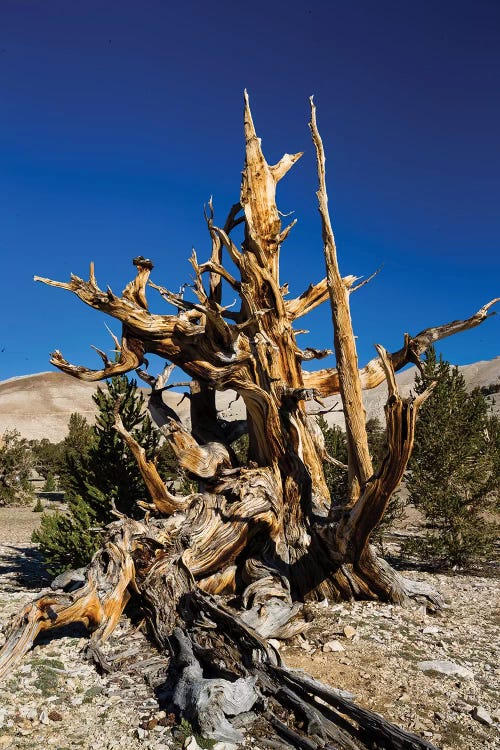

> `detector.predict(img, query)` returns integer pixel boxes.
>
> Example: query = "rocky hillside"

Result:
[1,357,499,442]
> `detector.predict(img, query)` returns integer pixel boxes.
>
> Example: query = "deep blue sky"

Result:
[1,0,499,382]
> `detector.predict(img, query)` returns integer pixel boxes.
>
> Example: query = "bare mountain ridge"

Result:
[1,357,499,442]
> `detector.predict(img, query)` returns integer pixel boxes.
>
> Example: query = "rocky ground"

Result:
[0,506,498,750]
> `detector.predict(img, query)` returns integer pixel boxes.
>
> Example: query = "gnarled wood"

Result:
[0,519,144,679]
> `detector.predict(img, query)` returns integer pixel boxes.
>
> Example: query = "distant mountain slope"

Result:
[0,372,98,442]
[1,358,499,442]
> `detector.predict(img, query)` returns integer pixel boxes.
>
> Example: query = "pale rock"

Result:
[412,719,427,731]
[184,737,203,750]
[39,709,50,725]
[417,660,474,680]
[268,639,281,650]
[213,743,238,750]
[422,626,440,635]
[471,706,493,726]
[343,625,357,640]
[322,640,344,653]
[19,706,37,721]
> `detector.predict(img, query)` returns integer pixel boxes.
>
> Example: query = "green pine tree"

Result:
[365,417,387,467]
[30,438,65,482]
[33,376,165,575]
[404,347,499,567]
[0,430,35,506]
[42,473,57,492]
[57,413,96,493]
[317,416,348,505]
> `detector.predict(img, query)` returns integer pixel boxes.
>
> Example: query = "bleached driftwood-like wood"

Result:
[309,97,373,503]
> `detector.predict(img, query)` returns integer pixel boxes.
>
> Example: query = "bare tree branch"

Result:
[309,96,373,500]
[304,298,500,397]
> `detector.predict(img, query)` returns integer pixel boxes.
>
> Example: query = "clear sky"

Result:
[0,0,499,382]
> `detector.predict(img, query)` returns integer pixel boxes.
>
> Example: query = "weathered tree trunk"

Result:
[1,92,497,746]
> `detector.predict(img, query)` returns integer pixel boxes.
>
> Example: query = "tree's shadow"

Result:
[0,544,51,590]
[0,545,88,643]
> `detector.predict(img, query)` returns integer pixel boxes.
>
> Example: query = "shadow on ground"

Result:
[0,545,51,590]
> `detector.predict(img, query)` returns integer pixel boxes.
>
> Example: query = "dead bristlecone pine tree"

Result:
[1,93,498,750]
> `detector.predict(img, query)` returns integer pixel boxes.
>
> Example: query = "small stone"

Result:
[322,640,344,653]
[343,625,357,640]
[184,737,203,750]
[422,626,440,635]
[268,639,281,650]
[39,709,49,725]
[471,706,493,726]
[423,731,433,738]
[135,727,147,739]
[398,692,411,704]
[412,719,426,731]
[417,660,474,680]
